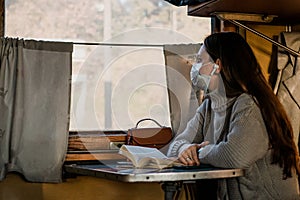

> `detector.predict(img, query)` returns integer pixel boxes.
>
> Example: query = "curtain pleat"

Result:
[0,38,73,183]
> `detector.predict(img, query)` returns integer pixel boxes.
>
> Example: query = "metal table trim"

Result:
[64,164,244,183]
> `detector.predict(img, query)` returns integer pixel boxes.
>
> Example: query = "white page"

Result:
[121,145,167,159]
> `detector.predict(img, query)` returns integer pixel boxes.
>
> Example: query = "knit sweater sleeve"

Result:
[167,100,208,157]
[199,94,269,169]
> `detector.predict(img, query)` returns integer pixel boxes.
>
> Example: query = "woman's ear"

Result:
[215,58,222,73]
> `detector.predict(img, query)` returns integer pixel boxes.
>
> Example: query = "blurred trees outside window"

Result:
[5,0,211,130]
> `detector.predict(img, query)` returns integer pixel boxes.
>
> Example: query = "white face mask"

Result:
[190,45,219,93]
[190,62,219,92]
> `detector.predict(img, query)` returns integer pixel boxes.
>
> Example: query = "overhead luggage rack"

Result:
[214,13,300,57]
[186,0,300,25]
[164,0,300,56]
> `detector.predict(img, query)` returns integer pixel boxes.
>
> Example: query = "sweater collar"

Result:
[206,90,237,112]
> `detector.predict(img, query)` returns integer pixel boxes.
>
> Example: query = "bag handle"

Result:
[135,118,163,128]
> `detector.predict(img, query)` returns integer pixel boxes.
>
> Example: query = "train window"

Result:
[5,0,211,130]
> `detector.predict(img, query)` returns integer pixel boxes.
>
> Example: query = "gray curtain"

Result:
[0,38,72,182]
[275,32,300,151]
[163,43,201,136]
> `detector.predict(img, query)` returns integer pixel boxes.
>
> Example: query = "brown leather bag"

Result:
[127,118,173,149]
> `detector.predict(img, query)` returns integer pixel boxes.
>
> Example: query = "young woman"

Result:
[167,32,300,199]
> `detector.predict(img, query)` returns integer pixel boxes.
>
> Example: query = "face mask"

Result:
[191,63,206,90]
[190,63,219,92]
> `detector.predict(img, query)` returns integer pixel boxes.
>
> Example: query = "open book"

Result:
[118,145,181,169]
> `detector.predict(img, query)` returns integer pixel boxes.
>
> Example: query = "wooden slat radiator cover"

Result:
[66,131,127,162]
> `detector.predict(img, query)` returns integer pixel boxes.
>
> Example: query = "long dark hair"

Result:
[204,32,299,179]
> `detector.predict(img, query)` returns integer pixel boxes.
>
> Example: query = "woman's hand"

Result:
[178,141,209,166]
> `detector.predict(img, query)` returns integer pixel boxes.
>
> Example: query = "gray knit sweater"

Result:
[167,93,299,200]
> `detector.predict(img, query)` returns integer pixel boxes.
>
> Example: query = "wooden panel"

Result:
[244,24,286,80]
[68,134,127,150]
[0,173,164,200]
[65,152,126,162]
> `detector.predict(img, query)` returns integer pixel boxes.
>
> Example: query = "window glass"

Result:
[5,0,211,130]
